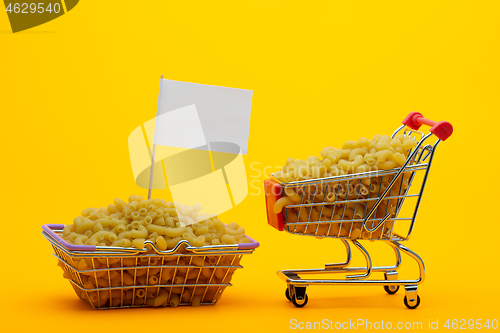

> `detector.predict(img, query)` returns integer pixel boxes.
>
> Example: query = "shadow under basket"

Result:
[42,224,259,309]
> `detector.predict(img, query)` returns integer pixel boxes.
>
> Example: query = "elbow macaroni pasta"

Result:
[274,133,419,239]
[275,133,416,183]
[62,196,252,249]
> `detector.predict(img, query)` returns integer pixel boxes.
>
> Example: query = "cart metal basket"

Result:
[264,112,453,309]
[42,224,259,309]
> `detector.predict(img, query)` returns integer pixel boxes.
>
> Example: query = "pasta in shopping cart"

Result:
[265,112,453,309]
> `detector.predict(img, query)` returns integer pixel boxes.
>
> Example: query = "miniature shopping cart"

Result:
[264,112,453,309]
[42,224,259,309]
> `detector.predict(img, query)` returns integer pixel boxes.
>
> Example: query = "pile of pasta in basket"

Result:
[272,134,418,240]
[62,195,251,249]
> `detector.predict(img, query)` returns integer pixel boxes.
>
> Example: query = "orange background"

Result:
[1,1,499,331]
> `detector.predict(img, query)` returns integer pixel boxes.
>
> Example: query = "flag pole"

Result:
[148,74,164,199]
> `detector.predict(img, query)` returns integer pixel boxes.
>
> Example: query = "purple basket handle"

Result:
[238,235,260,250]
[42,224,96,251]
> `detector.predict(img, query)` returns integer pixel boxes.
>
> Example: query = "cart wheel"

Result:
[384,285,399,295]
[403,295,420,309]
[292,294,308,308]
[285,288,291,301]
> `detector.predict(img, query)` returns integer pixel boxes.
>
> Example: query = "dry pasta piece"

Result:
[393,152,406,166]
[156,236,167,251]
[342,141,361,149]
[378,160,398,170]
[154,289,169,306]
[376,150,393,162]
[349,148,368,161]
[355,164,370,173]
[402,138,417,151]
[169,293,180,308]
[131,238,145,249]
[338,155,363,171]
[350,228,362,239]
[191,294,202,307]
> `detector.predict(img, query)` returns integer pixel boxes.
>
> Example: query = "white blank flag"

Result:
[156,79,253,154]
[153,104,206,149]
[129,78,253,218]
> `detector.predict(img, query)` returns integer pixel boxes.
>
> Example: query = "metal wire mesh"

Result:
[274,129,437,241]
[45,231,254,309]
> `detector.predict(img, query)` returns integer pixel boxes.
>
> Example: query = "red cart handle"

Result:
[402,112,453,141]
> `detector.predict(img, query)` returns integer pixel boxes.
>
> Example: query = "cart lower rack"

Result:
[265,112,452,309]
[42,224,259,309]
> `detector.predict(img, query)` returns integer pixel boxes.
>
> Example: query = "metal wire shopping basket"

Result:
[42,224,259,309]
[264,112,453,309]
